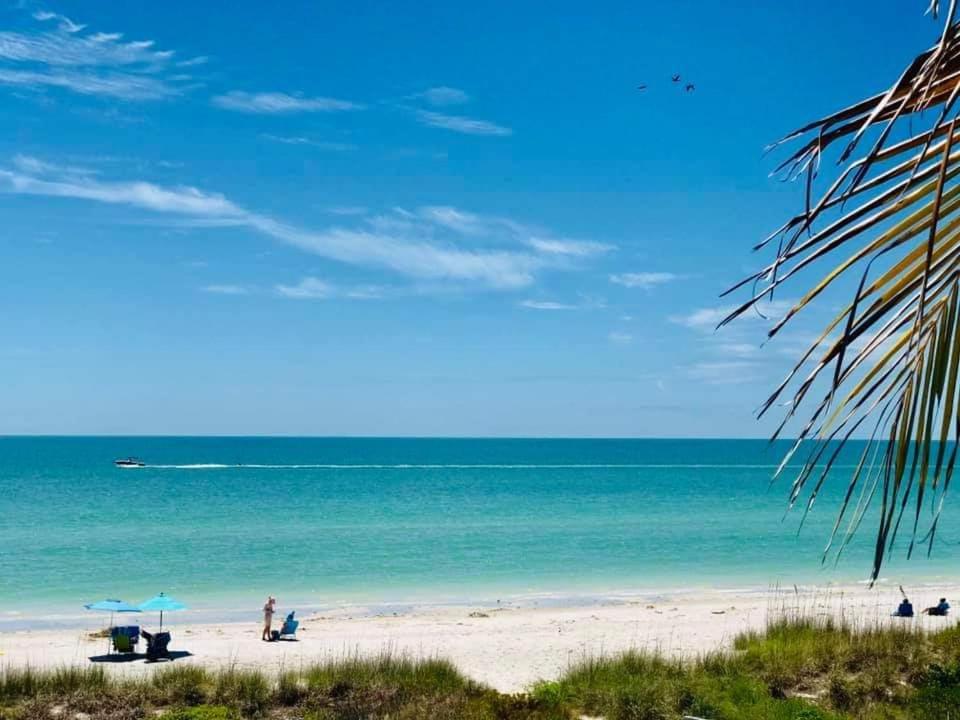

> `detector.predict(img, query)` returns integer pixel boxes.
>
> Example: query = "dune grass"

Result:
[530,616,960,720]
[3,618,960,719]
[0,653,550,720]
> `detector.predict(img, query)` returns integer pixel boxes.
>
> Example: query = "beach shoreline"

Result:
[4,583,957,693]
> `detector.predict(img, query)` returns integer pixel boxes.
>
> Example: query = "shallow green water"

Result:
[1,437,955,617]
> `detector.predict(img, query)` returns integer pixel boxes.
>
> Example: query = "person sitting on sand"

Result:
[923,597,951,616]
[893,598,914,617]
[262,596,276,641]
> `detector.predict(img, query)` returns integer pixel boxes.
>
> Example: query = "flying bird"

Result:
[636,84,647,91]
[685,83,695,92]
[671,74,681,82]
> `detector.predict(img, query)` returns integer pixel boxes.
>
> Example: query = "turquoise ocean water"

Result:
[1,437,956,622]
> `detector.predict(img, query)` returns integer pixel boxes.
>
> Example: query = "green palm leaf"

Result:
[726,2,960,582]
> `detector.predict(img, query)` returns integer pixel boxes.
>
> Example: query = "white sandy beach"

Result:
[3,585,958,692]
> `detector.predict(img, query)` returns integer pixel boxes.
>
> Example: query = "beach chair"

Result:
[893,601,914,618]
[110,626,140,653]
[279,613,299,640]
[144,631,171,661]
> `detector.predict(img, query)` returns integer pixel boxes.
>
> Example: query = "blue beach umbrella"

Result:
[139,592,187,631]
[84,599,142,613]
[84,599,141,653]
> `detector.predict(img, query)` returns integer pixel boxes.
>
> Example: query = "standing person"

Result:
[262,596,276,641]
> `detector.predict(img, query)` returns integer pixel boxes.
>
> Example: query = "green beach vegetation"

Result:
[4,614,960,719]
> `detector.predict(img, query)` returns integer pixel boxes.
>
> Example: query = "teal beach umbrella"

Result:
[84,599,141,653]
[138,592,187,631]
[85,599,141,613]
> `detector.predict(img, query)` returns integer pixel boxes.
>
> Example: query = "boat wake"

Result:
[145,463,861,470]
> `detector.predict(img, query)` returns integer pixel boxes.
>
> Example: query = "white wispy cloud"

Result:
[212,91,363,114]
[275,277,386,300]
[0,31,170,67]
[261,134,356,151]
[12,154,97,177]
[673,299,800,387]
[344,285,385,299]
[176,55,208,68]
[520,300,577,311]
[0,162,244,216]
[275,277,333,299]
[2,157,612,290]
[717,342,760,358]
[608,332,633,344]
[670,300,795,331]
[529,237,614,257]
[203,284,248,295]
[610,272,679,289]
[415,207,611,261]
[0,161,553,288]
[89,32,122,43]
[415,86,470,106]
[32,11,86,34]
[416,109,512,136]
[0,68,176,99]
[0,12,191,100]
[418,206,484,235]
[262,220,540,288]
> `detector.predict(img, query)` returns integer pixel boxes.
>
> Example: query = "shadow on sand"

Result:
[88,651,194,664]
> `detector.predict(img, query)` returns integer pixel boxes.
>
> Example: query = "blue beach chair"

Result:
[279,611,299,640]
[110,625,140,653]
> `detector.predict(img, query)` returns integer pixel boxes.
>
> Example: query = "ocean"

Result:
[1,437,956,621]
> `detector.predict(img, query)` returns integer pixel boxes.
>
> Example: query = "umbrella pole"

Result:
[160,610,164,633]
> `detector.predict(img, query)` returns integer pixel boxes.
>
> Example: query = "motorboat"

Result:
[114,457,146,468]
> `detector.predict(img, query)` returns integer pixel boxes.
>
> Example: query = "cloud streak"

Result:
[0,12,191,100]
[416,109,512,136]
[670,300,794,331]
[275,277,333,299]
[520,300,577,311]
[203,284,248,295]
[275,277,386,300]
[261,134,356,151]
[0,158,605,289]
[610,272,679,289]
[212,91,363,113]
[415,206,613,259]
[529,237,614,257]
[32,11,86,34]
[414,86,470,106]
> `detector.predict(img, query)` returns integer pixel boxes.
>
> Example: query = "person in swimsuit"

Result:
[262,596,276,641]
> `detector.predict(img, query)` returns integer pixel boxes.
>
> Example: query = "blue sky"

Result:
[0,1,940,436]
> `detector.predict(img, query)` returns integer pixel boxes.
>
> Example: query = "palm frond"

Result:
[726,5,960,582]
